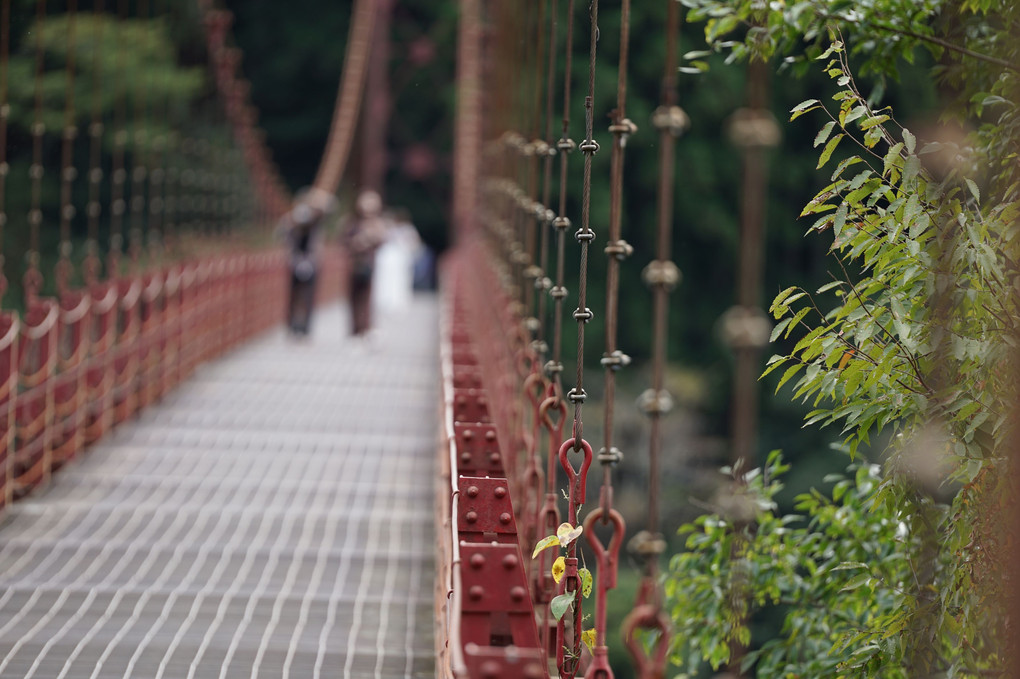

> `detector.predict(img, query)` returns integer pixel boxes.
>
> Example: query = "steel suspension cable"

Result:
[532,0,573,659]
[547,0,575,393]
[83,0,105,285]
[568,0,598,444]
[146,0,168,258]
[522,0,547,334]
[0,0,9,302]
[25,0,47,303]
[534,0,558,366]
[581,2,634,677]
[311,0,376,197]
[622,2,688,678]
[108,0,128,276]
[129,0,151,267]
[556,3,600,677]
[56,0,78,294]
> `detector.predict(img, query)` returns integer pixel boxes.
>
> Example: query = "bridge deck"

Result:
[0,300,437,679]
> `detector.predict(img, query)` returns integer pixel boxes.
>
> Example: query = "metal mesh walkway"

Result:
[0,299,438,679]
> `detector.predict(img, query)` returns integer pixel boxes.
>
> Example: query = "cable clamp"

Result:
[600,350,631,371]
[604,239,633,260]
[597,446,623,465]
[638,388,674,416]
[549,285,568,300]
[628,530,667,557]
[719,305,772,350]
[652,105,690,136]
[567,388,587,404]
[544,360,564,376]
[572,307,593,323]
[642,260,681,290]
[578,138,600,155]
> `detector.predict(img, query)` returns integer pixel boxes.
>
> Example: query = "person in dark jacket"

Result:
[281,196,320,334]
[342,191,387,336]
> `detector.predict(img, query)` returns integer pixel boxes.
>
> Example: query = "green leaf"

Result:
[776,363,803,392]
[578,568,593,597]
[532,535,559,558]
[833,202,849,238]
[882,142,904,178]
[902,128,916,154]
[816,280,844,295]
[817,134,843,169]
[964,178,980,203]
[814,121,836,148]
[791,98,820,114]
[550,591,576,621]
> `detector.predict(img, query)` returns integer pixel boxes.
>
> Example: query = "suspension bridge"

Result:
[0,0,766,677]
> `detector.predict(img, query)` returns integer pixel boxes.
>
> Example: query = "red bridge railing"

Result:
[0,245,346,511]
[437,241,549,679]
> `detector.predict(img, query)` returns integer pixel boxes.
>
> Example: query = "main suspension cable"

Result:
[312,0,376,197]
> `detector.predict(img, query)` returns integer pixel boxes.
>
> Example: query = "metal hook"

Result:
[558,437,592,506]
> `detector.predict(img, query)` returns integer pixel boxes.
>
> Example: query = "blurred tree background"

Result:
[226,0,937,513]
[226,3,941,675]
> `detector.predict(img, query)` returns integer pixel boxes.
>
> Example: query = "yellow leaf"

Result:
[551,556,565,584]
[581,628,596,652]
[578,567,593,597]
[838,348,855,371]
[556,522,583,547]
[532,534,560,559]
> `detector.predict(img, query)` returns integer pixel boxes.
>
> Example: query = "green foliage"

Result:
[763,42,1015,468]
[666,451,925,677]
[6,15,204,148]
[667,1,1018,675]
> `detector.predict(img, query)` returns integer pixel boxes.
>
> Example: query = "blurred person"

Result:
[373,208,422,315]
[278,188,336,336]
[341,190,387,335]
[280,203,321,336]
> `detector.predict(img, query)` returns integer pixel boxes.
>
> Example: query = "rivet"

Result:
[499,512,512,525]
[510,586,526,601]
[502,554,518,569]
[485,430,496,441]
[481,660,499,678]
[470,553,486,568]
[469,585,484,600]
[461,452,472,463]
[490,453,501,465]
[467,485,480,498]
[462,428,474,440]
[494,486,507,499]
[466,511,478,524]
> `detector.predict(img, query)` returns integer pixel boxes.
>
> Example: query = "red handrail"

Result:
[0,244,346,506]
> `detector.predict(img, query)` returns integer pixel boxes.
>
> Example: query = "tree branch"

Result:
[862,20,1020,74]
